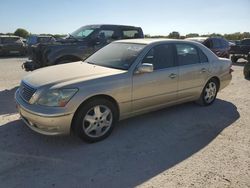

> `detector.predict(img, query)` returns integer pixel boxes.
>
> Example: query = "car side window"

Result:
[142,44,175,70]
[199,49,209,63]
[176,44,200,65]
[122,30,139,39]
[98,30,115,40]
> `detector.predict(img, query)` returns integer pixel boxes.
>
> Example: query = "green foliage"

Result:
[168,31,180,39]
[186,33,199,38]
[14,28,29,38]
[145,31,250,41]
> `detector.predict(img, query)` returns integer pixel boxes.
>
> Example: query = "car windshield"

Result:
[85,43,146,70]
[70,26,98,39]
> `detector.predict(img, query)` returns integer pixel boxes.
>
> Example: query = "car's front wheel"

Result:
[197,79,218,106]
[72,98,118,143]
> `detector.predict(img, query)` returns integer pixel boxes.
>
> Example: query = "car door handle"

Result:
[200,68,207,73]
[169,73,177,79]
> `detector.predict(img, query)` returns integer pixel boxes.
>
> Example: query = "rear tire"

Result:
[72,98,118,143]
[196,79,218,106]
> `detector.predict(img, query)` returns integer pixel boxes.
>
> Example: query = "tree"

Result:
[186,33,199,38]
[168,31,180,39]
[14,28,29,38]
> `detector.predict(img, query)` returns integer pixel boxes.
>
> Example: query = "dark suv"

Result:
[186,37,230,58]
[23,24,144,71]
[0,35,26,56]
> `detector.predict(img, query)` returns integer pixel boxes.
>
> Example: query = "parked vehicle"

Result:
[15,39,232,142]
[243,52,250,78]
[230,38,250,63]
[186,37,230,58]
[23,24,144,71]
[0,35,26,56]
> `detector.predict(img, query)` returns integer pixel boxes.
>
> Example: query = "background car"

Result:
[15,39,232,143]
[186,37,230,58]
[230,38,250,63]
[0,35,26,56]
[243,52,250,78]
[23,24,144,71]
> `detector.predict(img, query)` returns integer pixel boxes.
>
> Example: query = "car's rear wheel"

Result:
[72,98,118,143]
[197,79,218,106]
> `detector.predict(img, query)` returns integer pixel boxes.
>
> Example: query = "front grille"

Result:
[20,81,37,102]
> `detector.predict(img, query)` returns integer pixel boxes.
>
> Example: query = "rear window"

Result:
[122,30,139,39]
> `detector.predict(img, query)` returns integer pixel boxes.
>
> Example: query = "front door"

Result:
[132,44,178,112]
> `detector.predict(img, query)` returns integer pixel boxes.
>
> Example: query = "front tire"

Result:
[197,79,218,106]
[72,98,118,143]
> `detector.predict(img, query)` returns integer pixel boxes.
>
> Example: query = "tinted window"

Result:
[212,38,222,48]
[199,49,209,63]
[122,30,139,39]
[97,30,115,39]
[142,44,175,70]
[176,44,200,65]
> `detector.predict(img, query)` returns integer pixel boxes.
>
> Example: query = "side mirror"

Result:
[136,63,153,74]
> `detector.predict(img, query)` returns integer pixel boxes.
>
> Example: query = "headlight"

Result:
[37,89,78,107]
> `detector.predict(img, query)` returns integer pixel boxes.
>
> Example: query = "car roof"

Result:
[185,37,208,42]
[85,24,141,29]
[114,38,199,45]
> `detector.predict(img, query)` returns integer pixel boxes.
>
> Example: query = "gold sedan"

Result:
[15,39,232,142]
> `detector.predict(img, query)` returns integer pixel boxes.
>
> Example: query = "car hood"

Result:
[23,61,126,88]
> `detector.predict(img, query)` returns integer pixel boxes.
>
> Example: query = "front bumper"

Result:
[15,89,74,135]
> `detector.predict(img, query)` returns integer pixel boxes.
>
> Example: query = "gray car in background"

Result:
[15,39,232,143]
[0,35,26,56]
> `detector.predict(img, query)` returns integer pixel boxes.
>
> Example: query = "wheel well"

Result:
[55,55,82,64]
[71,94,120,132]
[210,76,220,90]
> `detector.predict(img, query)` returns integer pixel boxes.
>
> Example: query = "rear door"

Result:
[176,43,210,100]
[132,43,178,112]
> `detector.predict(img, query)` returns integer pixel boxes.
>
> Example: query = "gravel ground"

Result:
[0,57,249,188]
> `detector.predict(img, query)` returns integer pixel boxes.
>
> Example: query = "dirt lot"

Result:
[0,57,249,188]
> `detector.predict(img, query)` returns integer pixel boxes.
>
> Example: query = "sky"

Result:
[0,0,249,36]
